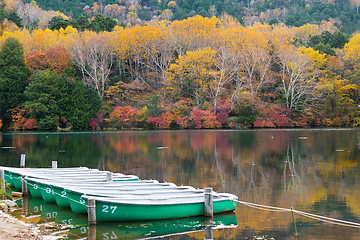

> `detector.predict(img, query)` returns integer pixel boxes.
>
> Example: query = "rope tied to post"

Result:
[237,200,360,229]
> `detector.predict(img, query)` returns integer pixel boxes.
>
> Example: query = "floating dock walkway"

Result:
[0,165,238,224]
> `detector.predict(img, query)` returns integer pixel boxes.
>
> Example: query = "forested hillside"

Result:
[1,0,360,131]
[19,0,360,33]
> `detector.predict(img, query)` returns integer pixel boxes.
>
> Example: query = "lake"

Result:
[1,129,360,239]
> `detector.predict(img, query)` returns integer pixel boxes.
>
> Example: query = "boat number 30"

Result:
[102,205,117,214]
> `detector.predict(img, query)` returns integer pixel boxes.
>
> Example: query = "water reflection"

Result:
[1,129,360,239]
[12,197,238,240]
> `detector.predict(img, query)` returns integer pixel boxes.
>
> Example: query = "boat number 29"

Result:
[102,205,117,214]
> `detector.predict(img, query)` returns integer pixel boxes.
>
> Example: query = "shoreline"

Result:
[0,210,60,240]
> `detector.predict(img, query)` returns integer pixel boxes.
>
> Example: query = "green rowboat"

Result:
[81,193,238,222]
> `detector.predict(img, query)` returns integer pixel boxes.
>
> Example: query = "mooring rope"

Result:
[237,200,360,229]
[22,179,87,206]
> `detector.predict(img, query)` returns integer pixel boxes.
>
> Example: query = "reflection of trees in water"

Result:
[1,131,360,238]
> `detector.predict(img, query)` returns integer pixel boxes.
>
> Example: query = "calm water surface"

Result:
[0,129,360,239]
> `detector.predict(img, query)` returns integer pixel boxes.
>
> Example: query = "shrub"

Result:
[331,117,342,127]
[24,119,38,130]
[342,115,350,127]
[322,118,332,127]
[254,103,290,128]
[109,106,138,129]
[89,113,102,130]
[216,106,229,125]
[190,108,221,129]
[175,116,189,129]
[147,116,162,129]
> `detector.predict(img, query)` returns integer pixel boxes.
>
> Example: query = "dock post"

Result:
[20,154,26,168]
[22,196,28,217]
[204,188,213,217]
[106,172,113,182]
[0,169,5,196]
[88,198,96,225]
[52,161,58,169]
[88,225,96,240]
[204,217,213,240]
[21,175,28,196]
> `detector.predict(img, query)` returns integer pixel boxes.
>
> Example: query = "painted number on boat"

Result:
[46,187,54,195]
[33,205,43,213]
[46,212,57,219]
[61,191,66,197]
[33,184,38,190]
[80,226,88,234]
[102,205,117,214]
[61,219,72,225]
[103,231,117,240]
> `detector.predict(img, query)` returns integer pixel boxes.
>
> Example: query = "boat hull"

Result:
[92,198,238,222]
[67,190,88,214]
[27,179,42,198]
[53,185,71,208]
[4,171,14,188]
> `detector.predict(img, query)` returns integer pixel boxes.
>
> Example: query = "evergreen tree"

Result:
[24,70,101,130]
[0,37,31,129]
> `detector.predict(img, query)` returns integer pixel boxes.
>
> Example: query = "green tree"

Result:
[67,81,102,129]
[49,16,70,30]
[0,37,31,129]
[24,71,63,130]
[7,11,23,28]
[24,70,101,130]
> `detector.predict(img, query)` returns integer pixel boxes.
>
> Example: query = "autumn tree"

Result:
[232,23,274,110]
[167,48,215,110]
[69,31,114,100]
[210,46,242,115]
[277,46,326,110]
[169,15,218,57]
[142,24,174,95]
[25,46,71,74]
[343,34,360,68]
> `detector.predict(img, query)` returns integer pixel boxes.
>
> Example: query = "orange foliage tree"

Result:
[107,106,138,128]
[9,105,38,130]
[24,46,71,74]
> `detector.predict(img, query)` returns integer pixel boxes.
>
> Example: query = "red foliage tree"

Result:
[24,119,38,130]
[190,108,221,129]
[147,116,162,128]
[109,106,138,128]
[175,116,189,129]
[254,103,309,128]
[9,105,37,130]
[89,113,102,130]
[216,106,229,125]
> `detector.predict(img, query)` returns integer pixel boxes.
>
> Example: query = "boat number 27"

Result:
[102,205,117,214]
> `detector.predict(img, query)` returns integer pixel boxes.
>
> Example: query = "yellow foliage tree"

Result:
[298,46,327,69]
[169,15,218,57]
[166,47,216,109]
[343,34,360,67]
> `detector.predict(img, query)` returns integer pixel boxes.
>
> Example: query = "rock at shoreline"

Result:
[0,202,8,210]
[3,200,18,208]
